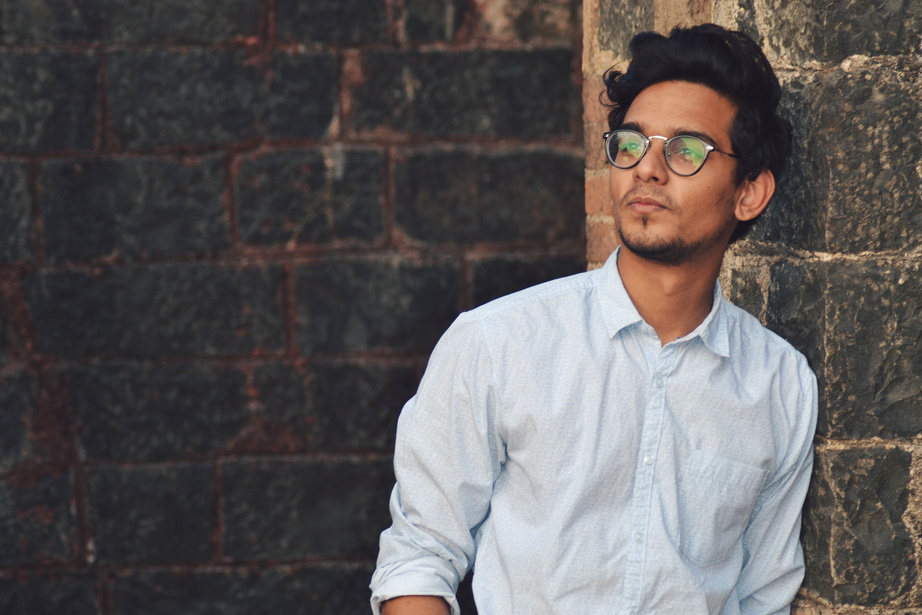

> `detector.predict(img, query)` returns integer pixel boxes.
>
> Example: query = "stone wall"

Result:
[584,0,922,612]
[0,1,584,613]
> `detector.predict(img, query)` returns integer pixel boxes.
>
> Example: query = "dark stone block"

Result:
[25,264,285,359]
[237,148,385,246]
[352,50,577,138]
[825,0,922,61]
[764,259,825,374]
[277,0,388,44]
[395,148,584,244]
[112,566,374,615]
[0,573,98,615]
[70,363,249,462]
[0,162,32,263]
[749,74,827,252]
[813,58,921,253]
[597,0,652,57]
[803,447,916,605]
[309,360,418,451]
[0,52,98,153]
[2,0,259,44]
[87,464,213,564]
[41,156,228,263]
[801,456,834,603]
[471,253,586,307]
[761,0,922,74]
[261,52,341,141]
[221,458,393,559]
[0,370,38,470]
[404,0,465,42]
[824,260,922,439]
[725,263,764,322]
[295,258,462,354]
[109,50,336,150]
[0,471,76,565]
[758,0,825,64]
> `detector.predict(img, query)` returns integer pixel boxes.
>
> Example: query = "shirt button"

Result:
[633,532,644,543]
[643,455,654,466]
[653,376,664,388]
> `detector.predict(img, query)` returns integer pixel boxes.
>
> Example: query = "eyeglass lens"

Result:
[607,131,709,176]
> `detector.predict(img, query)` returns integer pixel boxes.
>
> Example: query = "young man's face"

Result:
[608,80,746,265]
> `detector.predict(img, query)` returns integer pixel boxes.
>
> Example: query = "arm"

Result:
[381,596,451,615]
[370,315,503,615]
[737,359,818,614]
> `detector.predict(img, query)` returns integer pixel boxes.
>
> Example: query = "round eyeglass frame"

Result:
[602,129,739,177]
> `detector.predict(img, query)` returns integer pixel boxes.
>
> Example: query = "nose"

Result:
[633,135,669,184]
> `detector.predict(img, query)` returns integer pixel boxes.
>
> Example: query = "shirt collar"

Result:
[597,247,731,358]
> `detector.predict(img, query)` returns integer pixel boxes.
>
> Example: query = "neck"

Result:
[616,246,724,346]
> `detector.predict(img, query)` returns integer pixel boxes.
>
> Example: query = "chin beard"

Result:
[618,227,701,265]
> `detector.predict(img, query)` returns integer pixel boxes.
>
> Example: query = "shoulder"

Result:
[720,298,816,390]
[436,268,603,358]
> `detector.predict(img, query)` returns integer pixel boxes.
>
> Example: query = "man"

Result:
[371,23,817,615]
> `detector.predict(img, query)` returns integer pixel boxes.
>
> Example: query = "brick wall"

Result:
[0,1,584,613]
[584,0,922,612]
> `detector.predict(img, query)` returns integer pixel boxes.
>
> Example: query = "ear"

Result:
[734,170,775,222]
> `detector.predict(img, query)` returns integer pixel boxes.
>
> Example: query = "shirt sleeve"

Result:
[736,355,818,615]
[370,314,504,615]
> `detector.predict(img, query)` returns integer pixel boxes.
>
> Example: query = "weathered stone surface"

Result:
[749,72,827,252]
[277,0,388,44]
[295,258,462,354]
[2,0,258,44]
[764,259,825,374]
[396,148,584,244]
[813,57,921,254]
[108,50,336,150]
[0,573,98,615]
[25,264,285,359]
[352,50,577,138]
[759,0,922,65]
[87,464,213,564]
[803,447,916,605]
[41,156,228,263]
[221,458,393,559]
[823,260,922,439]
[112,566,374,615]
[0,162,32,263]
[404,0,466,42]
[0,471,76,565]
[309,360,418,451]
[236,148,385,247]
[0,370,38,470]
[473,0,578,44]
[597,0,652,57]
[0,52,98,153]
[471,253,586,307]
[70,363,249,462]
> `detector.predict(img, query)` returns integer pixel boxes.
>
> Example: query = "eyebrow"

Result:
[620,121,721,147]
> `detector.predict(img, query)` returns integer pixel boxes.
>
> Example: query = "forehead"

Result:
[623,81,737,143]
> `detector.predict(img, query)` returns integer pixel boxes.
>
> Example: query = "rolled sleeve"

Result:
[370,314,504,614]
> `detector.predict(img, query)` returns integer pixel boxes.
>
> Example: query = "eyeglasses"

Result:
[602,129,738,177]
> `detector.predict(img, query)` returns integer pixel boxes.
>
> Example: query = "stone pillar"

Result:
[584,0,922,611]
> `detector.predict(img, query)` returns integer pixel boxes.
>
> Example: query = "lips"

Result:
[627,196,668,214]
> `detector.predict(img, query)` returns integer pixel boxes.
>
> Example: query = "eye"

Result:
[670,137,706,165]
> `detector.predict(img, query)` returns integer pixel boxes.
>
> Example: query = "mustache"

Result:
[619,187,675,210]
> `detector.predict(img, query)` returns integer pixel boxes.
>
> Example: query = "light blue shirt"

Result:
[371,249,817,615]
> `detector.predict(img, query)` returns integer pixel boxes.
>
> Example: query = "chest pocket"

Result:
[677,449,768,567]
